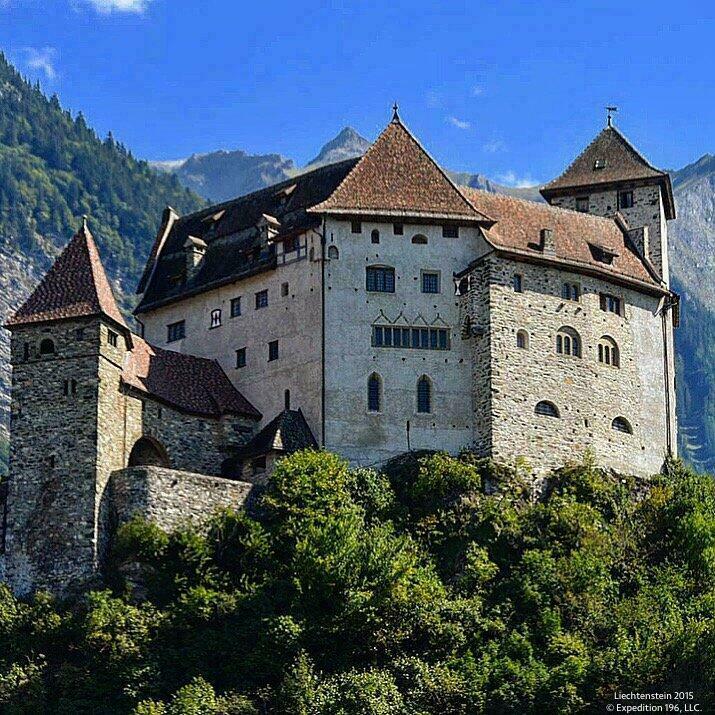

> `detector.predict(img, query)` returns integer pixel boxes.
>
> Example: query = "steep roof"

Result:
[540,125,675,218]
[6,220,128,329]
[460,188,662,289]
[122,336,260,419]
[227,408,317,462]
[135,159,358,312]
[309,114,492,222]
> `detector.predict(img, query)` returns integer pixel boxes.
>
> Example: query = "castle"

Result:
[0,111,678,595]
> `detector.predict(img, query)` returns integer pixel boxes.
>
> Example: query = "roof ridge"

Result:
[607,125,666,176]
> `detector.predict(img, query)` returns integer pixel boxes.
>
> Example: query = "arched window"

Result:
[411,234,428,245]
[367,373,381,413]
[128,436,171,468]
[516,330,529,349]
[417,375,432,414]
[371,229,380,244]
[598,336,620,367]
[39,338,55,355]
[611,416,633,434]
[535,400,560,418]
[556,327,581,357]
[328,245,339,260]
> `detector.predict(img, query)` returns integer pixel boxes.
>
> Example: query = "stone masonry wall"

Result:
[111,466,252,534]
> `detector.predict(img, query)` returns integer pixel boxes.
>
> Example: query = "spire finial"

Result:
[606,105,618,127]
[392,102,400,123]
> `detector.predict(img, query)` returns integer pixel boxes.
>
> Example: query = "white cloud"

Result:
[483,139,506,154]
[447,116,471,130]
[497,171,540,188]
[21,47,57,80]
[86,0,150,12]
[471,85,484,97]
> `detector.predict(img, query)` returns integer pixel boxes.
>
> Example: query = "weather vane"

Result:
[392,102,400,122]
[606,105,618,127]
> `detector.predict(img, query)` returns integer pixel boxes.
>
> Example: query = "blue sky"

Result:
[1,0,713,186]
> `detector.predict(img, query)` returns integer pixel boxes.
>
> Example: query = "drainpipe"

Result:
[661,297,673,456]
[321,216,327,447]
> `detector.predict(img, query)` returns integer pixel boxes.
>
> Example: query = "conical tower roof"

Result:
[6,218,128,329]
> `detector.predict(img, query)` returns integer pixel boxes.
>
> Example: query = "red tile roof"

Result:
[122,336,260,419]
[6,220,128,329]
[460,188,663,290]
[310,116,492,222]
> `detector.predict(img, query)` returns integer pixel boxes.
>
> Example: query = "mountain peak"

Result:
[305,126,371,168]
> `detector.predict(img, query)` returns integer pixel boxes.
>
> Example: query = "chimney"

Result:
[183,235,207,281]
[540,228,555,255]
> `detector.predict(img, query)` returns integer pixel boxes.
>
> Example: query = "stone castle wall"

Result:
[111,466,252,533]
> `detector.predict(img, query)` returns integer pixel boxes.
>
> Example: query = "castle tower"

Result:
[540,121,676,285]
[3,220,132,596]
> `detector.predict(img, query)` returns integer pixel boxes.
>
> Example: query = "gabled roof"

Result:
[309,114,492,222]
[540,125,675,219]
[227,408,317,462]
[6,219,128,329]
[459,188,664,291]
[122,335,260,419]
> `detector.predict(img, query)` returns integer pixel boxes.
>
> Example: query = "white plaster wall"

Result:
[323,218,491,466]
[138,230,323,439]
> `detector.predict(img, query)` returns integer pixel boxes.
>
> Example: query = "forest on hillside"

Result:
[0,451,713,714]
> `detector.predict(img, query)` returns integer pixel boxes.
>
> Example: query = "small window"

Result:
[516,330,529,349]
[252,456,267,475]
[167,321,185,343]
[63,379,77,397]
[421,271,440,294]
[230,297,242,318]
[268,340,279,362]
[75,328,85,342]
[618,191,634,209]
[23,342,30,360]
[108,330,118,347]
[255,290,269,309]
[367,373,381,412]
[442,225,459,238]
[284,389,291,411]
[417,375,432,414]
[371,229,380,244]
[366,266,395,293]
[556,327,581,357]
[328,245,339,260]
[598,336,620,367]
[283,235,298,253]
[561,283,580,301]
[612,417,633,434]
[281,282,289,297]
[39,338,55,355]
[535,400,559,418]
[411,234,428,245]
[593,159,606,170]
[235,347,246,368]
[351,220,362,234]
[600,293,622,316]
[512,274,523,293]
[393,223,404,235]
[576,197,589,212]
[210,309,222,328]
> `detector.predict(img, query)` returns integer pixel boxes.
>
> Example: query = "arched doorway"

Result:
[128,436,170,468]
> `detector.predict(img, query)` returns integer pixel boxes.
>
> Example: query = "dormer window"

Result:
[593,159,607,169]
[575,197,590,213]
[108,330,118,347]
[590,243,618,265]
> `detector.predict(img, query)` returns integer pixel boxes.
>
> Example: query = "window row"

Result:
[517,327,621,368]
[235,340,279,367]
[351,222,458,240]
[367,373,433,414]
[535,400,633,434]
[365,266,441,294]
[372,325,450,351]
[574,190,633,214]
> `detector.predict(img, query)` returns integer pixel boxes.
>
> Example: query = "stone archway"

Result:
[128,436,171,468]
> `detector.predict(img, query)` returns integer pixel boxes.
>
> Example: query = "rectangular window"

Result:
[600,293,622,316]
[167,320,185,343]
[402,328,411,346]
[268,340,279,362]
[235,347,246,368]
[75,328,85,342]
[108,330,118,347]
[429,329,438,349]
[366,266,395,293]
[373,326,384,346]
[561,282,580,301]
[384,327,392,347]
[283,236,298,253]
[230,297,242,317]
[618,191,634,209]
[373,325,450,350]
[438,329,448,350]
[412,328,420,349]
[255,290,268,309]
[420,328,429,349]
[281,282,289,297]
[393,222,404,235]
[513,274,523,293]
[351,220,362,234]
[575,197,589,212]
[442,225,459,238]
[210,308,222,328]
[421,271,440,294]
[23,342,29,361]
